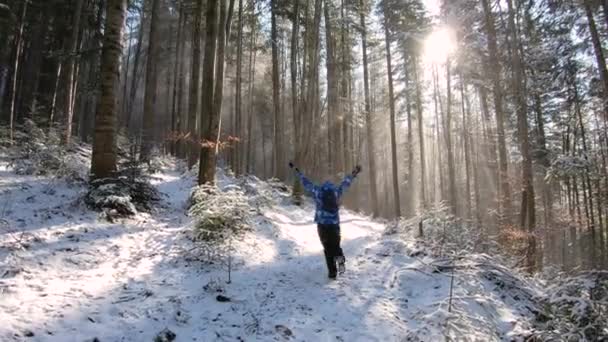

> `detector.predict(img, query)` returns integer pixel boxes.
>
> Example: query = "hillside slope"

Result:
[0,160,543,341]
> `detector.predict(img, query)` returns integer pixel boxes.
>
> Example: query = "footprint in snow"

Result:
[275,325,293,340]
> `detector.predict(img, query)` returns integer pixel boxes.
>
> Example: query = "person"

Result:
[289,162,362,279]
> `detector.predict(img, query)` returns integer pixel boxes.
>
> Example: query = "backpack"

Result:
[320,187,339,214]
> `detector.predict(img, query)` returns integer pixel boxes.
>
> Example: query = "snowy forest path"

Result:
[250,204,413,341]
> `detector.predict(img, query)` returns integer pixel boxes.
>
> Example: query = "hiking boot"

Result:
[336,256,346,275]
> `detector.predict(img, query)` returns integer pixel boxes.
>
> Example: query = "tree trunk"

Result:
[63,0,85,144]
[481,0,512,223]
[187,0,203,168]
[246,5,258,174]
[460,76,472,220]
[140,0,161,162]
[50,63,63,127]
[359,0,379,217]
[340,0,352,175]
[325,0,343,178]
[299,1,310,172]
[209,0,235,167]
[311,0,322,176]
[413,56,427,210]
[533,93,554,263]
[122,23,133,126]
[382,16,401,218]
[291,0,305,202]
[404,60,414,217]
[301,0,322,174]
[126,3,146,134]
[198,0,220,185]
[271,0,283,179]
[506,0,536,272]
[19,8,47,121]
[573,78,600,267]
[177,11,188,158]
[171,2,184,156]
[445,56,457,216]
[91,0,127,179]
[432,65,445,203]
[234,0,244,175]
[9,0,27,143]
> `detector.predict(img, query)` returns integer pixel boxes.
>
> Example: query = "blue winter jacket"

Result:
[296,171,355,225]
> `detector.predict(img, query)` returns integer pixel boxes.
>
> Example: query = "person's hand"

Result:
[289,161,294,169]
[352,165,362,177]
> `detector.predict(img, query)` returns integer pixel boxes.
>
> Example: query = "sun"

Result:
[423,27,456,64]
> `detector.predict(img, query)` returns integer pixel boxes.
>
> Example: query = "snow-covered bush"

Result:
[85,175,160,221]
[149,154,175,174]
[532,271,608,341]
[1,120,90,182]
[239,174,291,209]
[393,203,481,256]
[186,183,255,281]
[188,183,254,241]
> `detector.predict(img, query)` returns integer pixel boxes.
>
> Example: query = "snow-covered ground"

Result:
[0,159,542,341]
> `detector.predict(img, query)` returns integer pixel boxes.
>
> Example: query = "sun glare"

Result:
[423,27,456,64]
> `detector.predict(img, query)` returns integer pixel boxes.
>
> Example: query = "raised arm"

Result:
[296,170,318,195]
[289,162,317,195]
[338,165,362,197]
[337,175,354,197]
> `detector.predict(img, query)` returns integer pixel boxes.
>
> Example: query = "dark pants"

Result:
[317,224,344,277]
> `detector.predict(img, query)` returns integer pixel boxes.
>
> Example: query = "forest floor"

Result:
[0,155,543,341]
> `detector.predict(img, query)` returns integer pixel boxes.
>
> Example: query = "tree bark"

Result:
[188,0,203,168]
[91,0,127,179]
[271,0,283,179]
[506,0,536,272]
[573,76,600,267]
[140,0,162,162]
[340,0,352,175]
[301,0,322,174]
[359,0,379,217]
[325,0,343,178]
[176,11,188,158]
[198,0,220,184]
[9,0,27,143]
[382,15,401,218]
[171,2,184,156]
[481,0,512,223]
[246,4,258,173]
[50,62,63,127]
[209,0,235,168]
[460,76,472,220]
[291,0,305,203]
[64,0,85,144]
[445,56,457,216]
[234,0,244,174]
[19,8,47,120]
[404,60,414,217]
[432,65,444,203]
[122,23,134,127]
[413,55,427,210]
[126,3,146,135]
